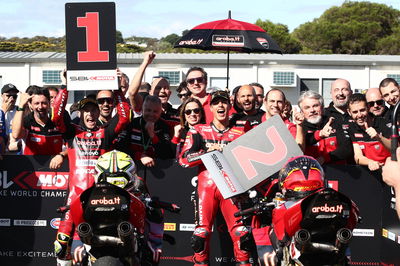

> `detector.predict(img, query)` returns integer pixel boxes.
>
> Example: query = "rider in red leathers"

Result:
[179,90,252,266]
[53,87,131,262]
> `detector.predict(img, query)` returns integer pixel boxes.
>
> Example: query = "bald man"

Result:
[325,78,353,124]
[230,85,265,127]
[365,88,388,118]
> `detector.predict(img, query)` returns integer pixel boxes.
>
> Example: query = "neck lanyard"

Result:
[141,118,152,151]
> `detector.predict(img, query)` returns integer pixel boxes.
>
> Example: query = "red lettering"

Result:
[77,12,109,62]
[230,126,288,180]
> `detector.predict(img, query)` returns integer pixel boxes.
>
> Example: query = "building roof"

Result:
[1,51,400,66]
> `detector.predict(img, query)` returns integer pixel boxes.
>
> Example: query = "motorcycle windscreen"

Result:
[80,182,131,233]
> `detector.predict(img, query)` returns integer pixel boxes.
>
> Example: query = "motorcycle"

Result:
[59,180,180,266]
[236,187,360,266]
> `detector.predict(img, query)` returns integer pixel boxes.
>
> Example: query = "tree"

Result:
[116,30,124,44]
[160,33,180,46]
[293,1,400,54]
[376,26,400,54]
[255,19,302,54]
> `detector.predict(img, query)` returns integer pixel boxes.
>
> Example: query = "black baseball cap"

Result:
[1,83,19,94]
[210,90,230,104]
[78,98,98,110]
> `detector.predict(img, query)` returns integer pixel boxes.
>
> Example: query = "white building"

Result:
[0,52,399,107]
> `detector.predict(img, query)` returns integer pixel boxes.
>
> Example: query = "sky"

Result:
[1,0,400,39]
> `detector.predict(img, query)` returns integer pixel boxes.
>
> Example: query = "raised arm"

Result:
[12,93,33,140]
[127,51,156,111]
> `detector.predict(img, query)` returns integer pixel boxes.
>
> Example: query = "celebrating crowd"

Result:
[1,51,400,265]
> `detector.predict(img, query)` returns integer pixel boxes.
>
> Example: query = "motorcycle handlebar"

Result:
[234,202,275,217]
[147,197,181,213]
[56,205,70,214]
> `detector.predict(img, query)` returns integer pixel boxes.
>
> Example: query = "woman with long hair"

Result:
[171,97,205,157]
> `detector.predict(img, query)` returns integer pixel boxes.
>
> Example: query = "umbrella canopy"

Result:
[174,11,282,88]
[175,19,282,54]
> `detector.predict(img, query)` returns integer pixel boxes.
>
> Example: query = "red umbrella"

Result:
[174,11,282,88]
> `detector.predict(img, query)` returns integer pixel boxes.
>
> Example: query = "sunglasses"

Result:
[178,93,189,98]
[187,77,205,85]
[184,108,201,115]
[5,94,17,99]
[367,99,384,108]
[97,97,113,104]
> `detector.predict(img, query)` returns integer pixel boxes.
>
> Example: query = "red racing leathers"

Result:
[54,88,131,249]
[179,121,251,265]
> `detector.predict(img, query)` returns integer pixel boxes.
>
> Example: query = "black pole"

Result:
[391,101,400,161]
[226,49,230,90]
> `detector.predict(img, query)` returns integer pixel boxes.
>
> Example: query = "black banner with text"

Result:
[0,156,399,265]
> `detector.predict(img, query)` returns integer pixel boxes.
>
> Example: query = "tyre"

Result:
[92,256,124,266]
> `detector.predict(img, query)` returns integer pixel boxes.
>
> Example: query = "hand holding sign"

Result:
[201,115,303,198]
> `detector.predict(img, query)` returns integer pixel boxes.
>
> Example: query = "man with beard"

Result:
[325,79,353,125]
[299,90,352,164]
[365,88,388,118]
[261,89,304,148]
[53,86,131,264]
[12,86,64,156]
[347,93,391,171]
[150,77,179,126]
[230,84,265,127]
[250,82,265,110]
[179,90,251,266]
[125,95,174,167]
[96,90,115,126]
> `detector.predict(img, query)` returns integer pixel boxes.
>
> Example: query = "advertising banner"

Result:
[65,2,118,91]
[0,156,399,265]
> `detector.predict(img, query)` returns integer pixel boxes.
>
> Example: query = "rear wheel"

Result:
[92,256,124,266]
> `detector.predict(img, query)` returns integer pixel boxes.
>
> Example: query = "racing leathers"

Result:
[179,121,252,266]
[53,88,131,258]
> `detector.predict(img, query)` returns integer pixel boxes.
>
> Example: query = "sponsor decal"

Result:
[90,196,121,205]
[327,180,339,191]
[14,219,47,227]
[50,218,61,229]
[76,159,97,167]
[311,204,343,213]
[178,38,204,46]
[353,228,374,237]
[0,218,11,226]
[212,35,244,47]
[131,135,141,141]
[164,223,176,231]
[382,228,388,238]
[354,133,363,138]
[30,137,41,142]
[69,76,116,81]
[210,153,237,193]
[256,37,269,49]
[388,231,396,241]
[2,171,69,190]
[0,250,56,258]
[179,223,196,231]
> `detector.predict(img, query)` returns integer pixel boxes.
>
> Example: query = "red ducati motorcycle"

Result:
[236,156,360,266]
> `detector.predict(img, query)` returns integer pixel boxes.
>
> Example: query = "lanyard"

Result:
[141,118,152,152]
